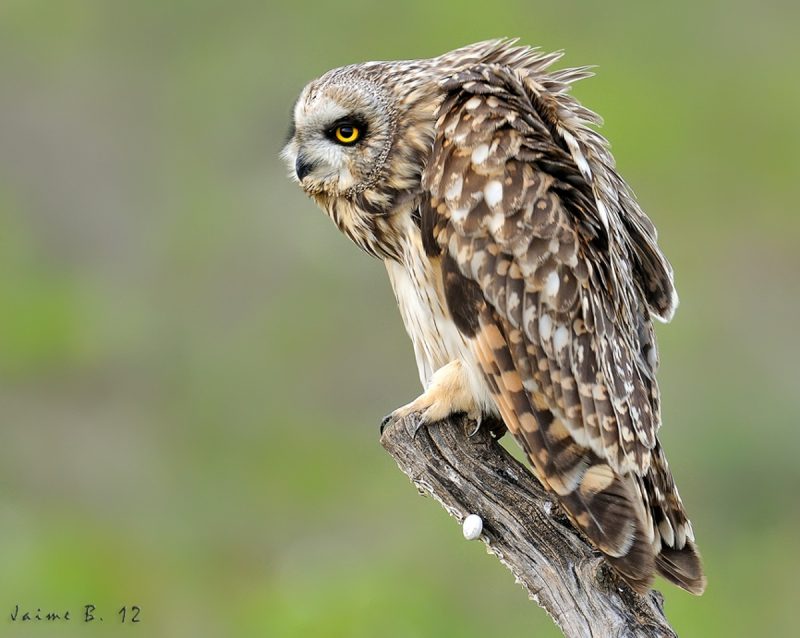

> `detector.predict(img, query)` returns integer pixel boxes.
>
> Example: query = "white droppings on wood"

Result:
[463,514,483,540]
[381,413,679,637]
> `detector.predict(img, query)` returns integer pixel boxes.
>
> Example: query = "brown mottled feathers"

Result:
[422,58,704,594]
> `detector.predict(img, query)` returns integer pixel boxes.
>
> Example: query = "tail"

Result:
[558,442,706,595]
[647,443,707,595]
[491,392,706,594]
[472,314,705,594]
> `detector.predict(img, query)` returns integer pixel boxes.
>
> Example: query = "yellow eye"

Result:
[334,125,360,144]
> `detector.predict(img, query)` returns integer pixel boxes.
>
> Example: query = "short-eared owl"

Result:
[282,39,705,595]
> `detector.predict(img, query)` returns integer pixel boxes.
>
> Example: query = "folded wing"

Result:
[422,54,704,594]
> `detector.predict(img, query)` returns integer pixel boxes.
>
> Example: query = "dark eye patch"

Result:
[325,115,368,142]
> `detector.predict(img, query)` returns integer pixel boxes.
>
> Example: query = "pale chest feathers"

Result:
[385,226,497,417]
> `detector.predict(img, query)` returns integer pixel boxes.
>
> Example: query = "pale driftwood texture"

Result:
[380,414,678,638]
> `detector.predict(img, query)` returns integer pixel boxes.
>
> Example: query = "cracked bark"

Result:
[380,414,679,638]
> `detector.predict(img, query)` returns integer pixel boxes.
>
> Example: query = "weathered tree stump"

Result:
[380,414,678,638]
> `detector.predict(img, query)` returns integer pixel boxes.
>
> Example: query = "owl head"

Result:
[281,62,439,211]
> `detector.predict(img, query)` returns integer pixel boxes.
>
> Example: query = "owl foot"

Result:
[380,410,430,438]
[379,360,479,438]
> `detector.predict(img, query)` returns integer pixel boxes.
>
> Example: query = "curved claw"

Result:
[379,413,394,435]
[381,410,427,437]
[467,415,483,437]
[410,412,428,439]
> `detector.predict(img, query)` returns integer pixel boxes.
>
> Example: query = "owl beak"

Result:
[295,156,314,181]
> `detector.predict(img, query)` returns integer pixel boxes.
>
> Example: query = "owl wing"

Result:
[422,60,704,594]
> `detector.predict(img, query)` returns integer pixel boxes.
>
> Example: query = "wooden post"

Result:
[380,414,678,638]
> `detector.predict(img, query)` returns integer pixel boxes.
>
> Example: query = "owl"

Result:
[282,39,705,595]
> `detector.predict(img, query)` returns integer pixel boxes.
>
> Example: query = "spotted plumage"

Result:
[282,39,705,595]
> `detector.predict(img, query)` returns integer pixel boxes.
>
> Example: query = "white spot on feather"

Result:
[471,144,490,165]
[544,271,560,298]
[538,314,553,341]
[487,211,505,235]
[484,180,503,208]
[469,251,486,279]
[523,302,537,335]
[507,291,521,315]
[560,129,592,180]
[596,198,610,229]
[553,324,569,352]
[685,521,696,543]
[465,96,482,110]
[445,175,463,201]
[658,519,675,547]
[675,523,687,549]
[451,205,470,224]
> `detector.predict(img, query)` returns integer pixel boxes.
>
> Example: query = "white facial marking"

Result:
[283,85,376,192]
[295,95,348,131]
[338,167,355,189]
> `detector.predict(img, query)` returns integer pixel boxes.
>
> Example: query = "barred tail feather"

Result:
[559,465,656,592]
[656,542,706,595]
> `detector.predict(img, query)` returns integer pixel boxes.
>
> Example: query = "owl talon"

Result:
[379,409,429,438]
[381,360,478,440]
[379,413,394,435]
[410,412,429,439]
[467,415,483,437]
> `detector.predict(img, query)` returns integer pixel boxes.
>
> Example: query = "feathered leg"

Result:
[380,359,480,435]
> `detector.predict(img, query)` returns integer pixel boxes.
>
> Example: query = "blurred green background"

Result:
[1,1,798,636]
